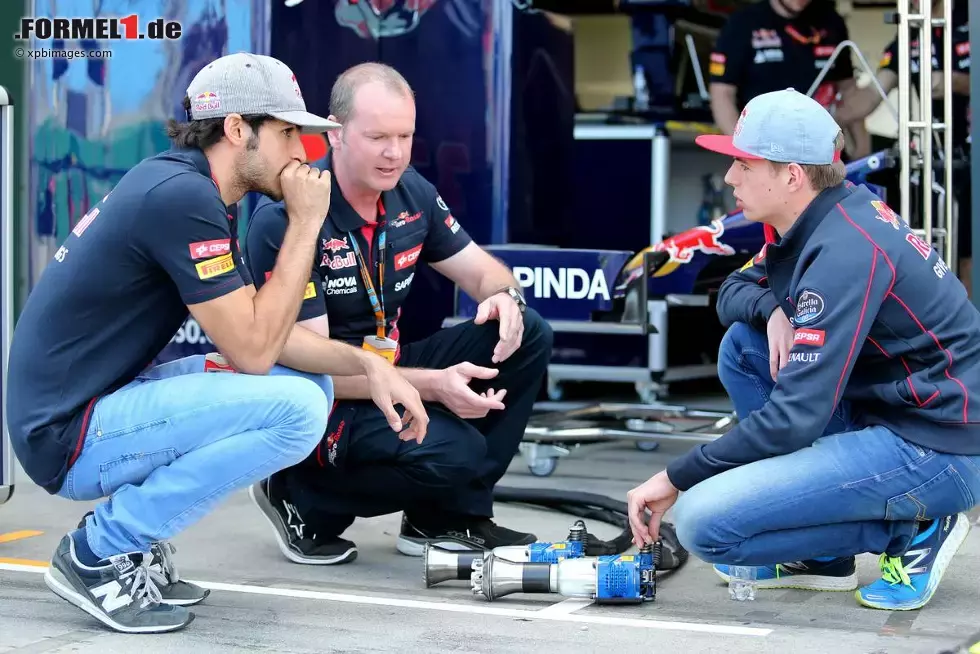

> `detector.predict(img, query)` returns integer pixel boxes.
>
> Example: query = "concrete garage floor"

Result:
[2,396,980,654]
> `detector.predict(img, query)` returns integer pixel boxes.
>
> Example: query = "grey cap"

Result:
[186,52,340,133]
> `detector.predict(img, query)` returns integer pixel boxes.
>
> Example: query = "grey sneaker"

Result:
[77,511,209,606]
[44,533,194,634]
[149,541,210,606]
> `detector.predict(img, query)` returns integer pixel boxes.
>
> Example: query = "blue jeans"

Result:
[57,354,333,559]
[672,322,980,565]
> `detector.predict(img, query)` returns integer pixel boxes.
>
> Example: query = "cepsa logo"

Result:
[15,15,182,41]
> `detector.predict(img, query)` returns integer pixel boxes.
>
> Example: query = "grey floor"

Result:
[2,395,979,654]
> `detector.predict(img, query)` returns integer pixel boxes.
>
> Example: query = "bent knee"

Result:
[265,377,331,459]
[409,425,487,488]
[522,308,554,351]
[671,484,740,564]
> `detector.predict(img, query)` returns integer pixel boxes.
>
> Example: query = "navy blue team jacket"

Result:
[666,182,980,492]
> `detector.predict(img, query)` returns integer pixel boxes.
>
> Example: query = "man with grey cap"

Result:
[6,51,426,634]
[626,88,980,611]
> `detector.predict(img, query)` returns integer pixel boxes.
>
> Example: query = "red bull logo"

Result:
[322,237,349,254]
[193,91,221,112]
[872,200,902,230]
[651,219,736,276]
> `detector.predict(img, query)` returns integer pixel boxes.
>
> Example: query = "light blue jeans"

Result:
[671,322,980,565]
[57,354,334,559]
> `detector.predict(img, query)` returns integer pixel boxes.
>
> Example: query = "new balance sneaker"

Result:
[713,556,859,591]
[396,514,537,556]
[77,511,209,606]
[43,533,193,634]
[248,477,357,565]
[856,513,971,611]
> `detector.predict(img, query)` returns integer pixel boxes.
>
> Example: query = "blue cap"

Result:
[696,88,842,164]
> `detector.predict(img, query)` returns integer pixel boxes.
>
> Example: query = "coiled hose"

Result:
[492,486,689,577]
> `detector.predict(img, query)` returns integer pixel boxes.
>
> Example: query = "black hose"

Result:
[493,486,689,574]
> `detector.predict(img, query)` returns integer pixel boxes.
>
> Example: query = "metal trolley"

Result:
[1,85,15,505]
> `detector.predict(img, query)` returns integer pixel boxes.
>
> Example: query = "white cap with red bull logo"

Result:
[695,88,842,165]
[186,52,340,134]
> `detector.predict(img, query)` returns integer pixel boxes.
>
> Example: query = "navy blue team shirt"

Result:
[7,148,252,494]
[244,154,473,363]
[668,183,980,491]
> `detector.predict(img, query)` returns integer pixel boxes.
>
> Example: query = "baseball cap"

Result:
[186,52,340,133]
[696,88,842,164]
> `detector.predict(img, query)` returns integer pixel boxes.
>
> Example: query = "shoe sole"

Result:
[248,483,357,566]
[396,535,483,557]
[44,565,194,634]
[855,514,972,611]
[158,586,210,607]
[713,566,859,591]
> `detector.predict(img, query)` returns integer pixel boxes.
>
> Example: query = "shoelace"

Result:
[877,553,914,587]
[117,556,163,609]
[149,541,180,587]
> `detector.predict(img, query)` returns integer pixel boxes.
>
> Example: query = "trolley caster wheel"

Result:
[634,383,657,405]
[546,380,564,402]
[635,441,660,452]
[528,457,559,477]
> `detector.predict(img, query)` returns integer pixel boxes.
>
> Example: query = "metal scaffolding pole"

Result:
[971,6,980,308]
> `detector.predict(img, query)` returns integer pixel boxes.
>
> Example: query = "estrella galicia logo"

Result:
[794,289,825,325]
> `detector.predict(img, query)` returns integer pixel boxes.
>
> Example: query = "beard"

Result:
[237,148,283,200]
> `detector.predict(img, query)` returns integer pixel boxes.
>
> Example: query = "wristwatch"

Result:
[498,286,527,313]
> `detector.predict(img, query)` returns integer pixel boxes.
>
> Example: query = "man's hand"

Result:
[280,160,332,227]
[432,362,507,419]
[474,291,523,363]
[767,308,795,381]
[626,471,679,546]
[363,357,430,443]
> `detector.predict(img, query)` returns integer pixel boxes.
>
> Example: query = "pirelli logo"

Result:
[195,253,235,280]
[304,282,316,299]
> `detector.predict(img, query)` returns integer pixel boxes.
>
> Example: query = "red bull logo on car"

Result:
[649,219,736,277]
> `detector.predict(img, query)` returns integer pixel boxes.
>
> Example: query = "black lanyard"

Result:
[347,227,386,339]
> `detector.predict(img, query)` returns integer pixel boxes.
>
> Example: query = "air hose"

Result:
[492,486,689,576]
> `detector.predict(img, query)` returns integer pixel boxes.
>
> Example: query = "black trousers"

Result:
[280,308,553,536]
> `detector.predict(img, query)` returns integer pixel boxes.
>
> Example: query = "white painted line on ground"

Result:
[0,563,772,637]
[535,598,593,616]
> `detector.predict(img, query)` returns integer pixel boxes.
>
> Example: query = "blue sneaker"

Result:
[856,513,971,611]
[713,556,858,591]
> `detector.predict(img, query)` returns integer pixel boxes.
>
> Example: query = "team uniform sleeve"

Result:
[715,244,780,331]
[879,37,899,75]
[667,236,893,491]
[421,191,474,263]
[708,13,749,87]
[952,26,970,74]
[142,175,246,305]
[244,200,327,322]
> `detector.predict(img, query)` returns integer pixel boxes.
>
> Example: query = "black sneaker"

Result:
[248,478,357,565]
[43,533,194,634]
[77,511,209,606]
[396,515,537,556]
